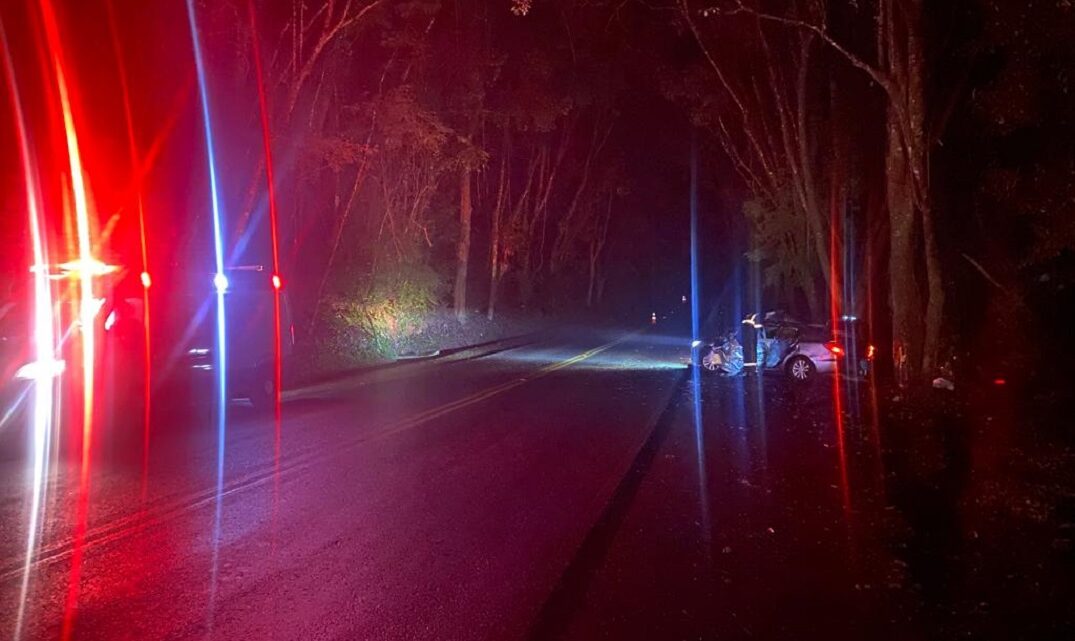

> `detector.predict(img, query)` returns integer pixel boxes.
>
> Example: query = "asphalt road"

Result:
[0,323,1071,640]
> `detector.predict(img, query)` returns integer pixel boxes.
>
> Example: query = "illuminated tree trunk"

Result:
[886,116,923,383]
[487,196,501,321]
[487,132,509,320]
[454,166,473,321]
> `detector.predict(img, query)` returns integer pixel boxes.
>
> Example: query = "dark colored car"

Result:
[103,265,295,413]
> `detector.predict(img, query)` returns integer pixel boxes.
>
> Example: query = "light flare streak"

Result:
[184,0,229,628]
[105,0,153,497]
[248,11,284,626]
[688,131,711,548]
[35,1,104,636]
[247,0,284,532]
[39,0,96,464]
[828,176,855,565]
[3,20,59,640]
[865,237,885,470]
[829,209,849,496]
[689,367,711,548]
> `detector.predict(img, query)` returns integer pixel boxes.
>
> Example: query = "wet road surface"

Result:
[0,325,1071,640]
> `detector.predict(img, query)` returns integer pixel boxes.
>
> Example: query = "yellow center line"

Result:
[373,332,635,441]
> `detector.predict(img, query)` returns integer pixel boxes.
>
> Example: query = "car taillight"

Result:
[272,274,282,290]
[825,341,844,356]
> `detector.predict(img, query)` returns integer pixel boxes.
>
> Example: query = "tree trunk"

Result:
[519,256,534,308]
[921,200,944,375]
[454,166,472,322]
[487,201,501,321]
[905,0,944,375]
[886,115,923,384]
[487,130,510,320]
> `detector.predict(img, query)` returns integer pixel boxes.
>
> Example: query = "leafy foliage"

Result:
[328,261,446,359]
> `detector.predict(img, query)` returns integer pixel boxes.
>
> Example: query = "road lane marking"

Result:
[288,332,548,400]
[371,334,631,440]
[0,331,638,582]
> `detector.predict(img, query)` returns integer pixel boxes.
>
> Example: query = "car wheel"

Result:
[858,359,870,380]
[785,355,814,382]
[249,368,278,412]
[701,349,720,372]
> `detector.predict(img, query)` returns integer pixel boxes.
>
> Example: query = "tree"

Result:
[692,0,961,381]
[676,1,835,321]
[234,0,387,243]
[549,112,615,274]
[582,164,628,307]
[441,0,497,322]
[454,162,473,320]
[484,45,575,309]
[486,128,510,319]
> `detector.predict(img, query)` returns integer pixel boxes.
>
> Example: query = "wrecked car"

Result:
[694,311,874,382]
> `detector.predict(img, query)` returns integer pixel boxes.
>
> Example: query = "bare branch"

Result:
[302,4,329,35]
[961,253,1010,294]
[286,0,385,120]
[713,116,768,198]
[712,1,897,99]
[681,0,781,184]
